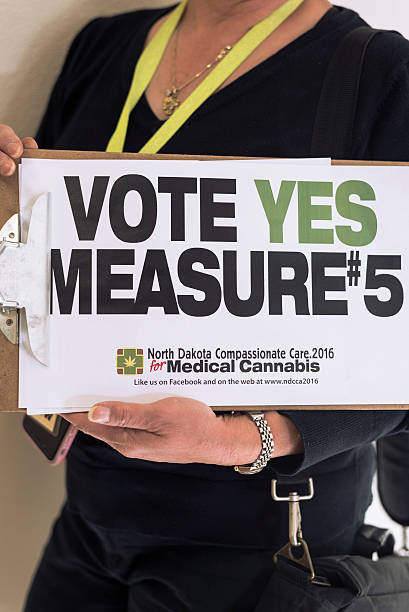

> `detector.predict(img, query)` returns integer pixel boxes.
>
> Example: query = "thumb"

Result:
[88,401,150,429]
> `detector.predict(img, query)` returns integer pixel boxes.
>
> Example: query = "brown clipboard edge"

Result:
[1,150,408,413]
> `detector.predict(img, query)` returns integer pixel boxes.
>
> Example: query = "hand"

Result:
[64,398,304,466]
[0,124,38,176]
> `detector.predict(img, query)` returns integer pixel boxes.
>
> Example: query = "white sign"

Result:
[18,158,409,413]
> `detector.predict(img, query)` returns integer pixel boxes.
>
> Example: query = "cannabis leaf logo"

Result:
[116,348,144,376]
[124,356,137,368]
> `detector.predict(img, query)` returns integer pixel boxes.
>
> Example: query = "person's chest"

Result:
[53,40,327,158]
[143,2,333,121]
[51,7,369,159]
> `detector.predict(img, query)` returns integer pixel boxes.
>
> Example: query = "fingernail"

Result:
[89,405,110,423]
[3,161,15,176]
[7,142,21,158]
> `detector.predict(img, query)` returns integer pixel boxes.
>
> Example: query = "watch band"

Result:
[234,412,274,475]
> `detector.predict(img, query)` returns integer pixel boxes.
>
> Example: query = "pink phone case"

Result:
[50,426,78,465]
[22,420,78,465]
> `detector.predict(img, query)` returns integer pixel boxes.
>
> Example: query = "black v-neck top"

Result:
[36,5,409,549]
[38,5,409,160]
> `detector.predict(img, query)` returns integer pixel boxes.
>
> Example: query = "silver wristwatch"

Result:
[234,412,274,475]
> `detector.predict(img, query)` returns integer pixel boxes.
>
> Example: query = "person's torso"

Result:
[36,4,409,550]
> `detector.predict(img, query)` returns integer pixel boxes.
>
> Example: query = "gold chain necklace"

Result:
[162,28,233,117]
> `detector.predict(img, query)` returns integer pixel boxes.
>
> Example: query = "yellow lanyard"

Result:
[106,0,303,154]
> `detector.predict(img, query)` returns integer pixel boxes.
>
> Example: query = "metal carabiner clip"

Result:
[272,478,314,547]
[271,478,331,585]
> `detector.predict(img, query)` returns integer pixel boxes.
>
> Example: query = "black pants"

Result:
[24,504,277,612]
[24,434,374,611]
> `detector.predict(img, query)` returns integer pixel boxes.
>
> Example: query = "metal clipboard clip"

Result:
[0,193,51,365]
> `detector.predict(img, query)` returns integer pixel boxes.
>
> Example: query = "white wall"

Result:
[0,2,408,611]
[340,0,409,38]
[0,0,173,141]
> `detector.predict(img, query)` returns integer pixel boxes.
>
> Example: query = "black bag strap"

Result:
[310,26,383,159]
[377,435,409,526]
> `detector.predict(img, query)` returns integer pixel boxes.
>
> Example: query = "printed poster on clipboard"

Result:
[17,157,409,414]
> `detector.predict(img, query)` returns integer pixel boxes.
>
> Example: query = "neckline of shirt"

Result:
[131,4,363,126]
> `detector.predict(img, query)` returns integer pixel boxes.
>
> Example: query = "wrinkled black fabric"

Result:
[255,553,409,611]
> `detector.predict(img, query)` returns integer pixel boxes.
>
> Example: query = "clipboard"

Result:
[1,149,408,413]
